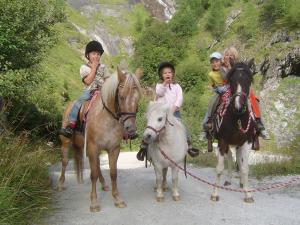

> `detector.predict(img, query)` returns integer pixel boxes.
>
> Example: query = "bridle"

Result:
[145,116,174,142]
[100,83,138,125]
[229,91,248,115]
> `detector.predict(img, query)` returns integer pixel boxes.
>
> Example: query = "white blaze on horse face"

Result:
[235,84,242,110]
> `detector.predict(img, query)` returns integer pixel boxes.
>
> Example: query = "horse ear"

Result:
[247,58,255,68]
[229,57,235,68]
[246,58,256,75]
[117,67,126,82]
[135,67,144,79]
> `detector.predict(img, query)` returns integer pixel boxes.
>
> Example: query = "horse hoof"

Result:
[114,201,127,208]
[156,196,164,202]
[90,205,101,212]
[240,183,244,188]
[244,197,254,203]
[102,185,109,191]
[163,187,169,192]
[210,195,220,202]
[154,187,157,192]
[172,196,180,201]
[57,186,64,192]
[224,181,231,186]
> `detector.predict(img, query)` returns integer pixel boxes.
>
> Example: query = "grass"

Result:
[0,132,59,225]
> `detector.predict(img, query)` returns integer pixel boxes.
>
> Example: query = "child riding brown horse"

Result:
[210,61,256,203]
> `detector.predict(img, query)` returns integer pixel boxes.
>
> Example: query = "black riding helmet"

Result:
[157,61,175,80]
[85,40,104,59]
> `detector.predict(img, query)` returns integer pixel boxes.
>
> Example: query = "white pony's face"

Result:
[143,102,169,143]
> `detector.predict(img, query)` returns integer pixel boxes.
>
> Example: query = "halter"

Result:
[230,91,248,115]
[100,84,138,125]
[145,116,174,142]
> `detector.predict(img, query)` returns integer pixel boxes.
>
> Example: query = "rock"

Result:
[260,47,300,88]
[226,9,241,30]
[269,30,290,46]
[142,0,176,21]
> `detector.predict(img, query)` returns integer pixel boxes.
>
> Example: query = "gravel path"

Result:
[44,152,300,225]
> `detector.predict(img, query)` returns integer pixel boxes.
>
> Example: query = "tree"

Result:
[0,0,65,71]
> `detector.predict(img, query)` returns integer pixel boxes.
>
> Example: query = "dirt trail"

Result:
[45,152,300,225]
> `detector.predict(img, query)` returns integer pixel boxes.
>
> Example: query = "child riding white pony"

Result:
[143,101,187,202]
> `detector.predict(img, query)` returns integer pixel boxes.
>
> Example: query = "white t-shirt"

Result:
[80,64,109,91]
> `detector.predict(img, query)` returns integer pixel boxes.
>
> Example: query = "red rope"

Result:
[159,147,300,193]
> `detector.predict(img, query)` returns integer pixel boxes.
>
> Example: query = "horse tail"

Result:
[84,123,88,159]
[73,145,84,184]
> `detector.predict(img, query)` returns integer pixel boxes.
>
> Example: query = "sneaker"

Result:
[59,126,74,138]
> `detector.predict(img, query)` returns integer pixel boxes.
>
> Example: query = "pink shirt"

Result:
[155,83,183,109]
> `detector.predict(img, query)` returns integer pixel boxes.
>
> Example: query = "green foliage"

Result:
[0,133,58,224]
[133,21,183,85]
[169,6,199,38]
[205,0,225,40]
[0,0,65,71]
[260,0,300,30]
[176,56,207,91]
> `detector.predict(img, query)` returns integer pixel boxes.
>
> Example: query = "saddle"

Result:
[209,92,260,151]
[75,91,99,132]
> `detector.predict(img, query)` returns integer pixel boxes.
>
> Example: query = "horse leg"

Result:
[58,138,70,191]
[108,147,126,208]
[154,166,164,202]
[224,149,233,186]
[162,167,168,192]
[211,150,225,201]
[240,142,254,203]
[88,142,100,212]
[97,157,109,191]
[236,147,243,187]
[154,167,168,192]
[171,167,180,201]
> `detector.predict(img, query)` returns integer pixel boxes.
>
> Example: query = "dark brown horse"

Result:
[211,61,256,203]
[58,68,143,212]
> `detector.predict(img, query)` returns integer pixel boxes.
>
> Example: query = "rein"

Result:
[100,87,137,124]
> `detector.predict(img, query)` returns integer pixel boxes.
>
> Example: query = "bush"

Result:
[260,0,300,30]
[0,0,65,71]
[205,0,225,40]
[133,21,184,85]
[176,56,208,91]
[0,133,58,224]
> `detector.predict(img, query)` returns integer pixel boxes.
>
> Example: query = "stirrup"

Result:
[59,127,73,138]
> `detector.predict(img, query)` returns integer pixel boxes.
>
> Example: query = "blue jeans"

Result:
[173,111,191,142]
[68,90,92,122]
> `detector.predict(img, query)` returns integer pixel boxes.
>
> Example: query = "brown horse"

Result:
[58,68,143,212]
[210,61,256,203]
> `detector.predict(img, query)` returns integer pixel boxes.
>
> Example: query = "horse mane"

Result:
[227,62,253,85]
[101,72,119,104]
[101,71,142,104]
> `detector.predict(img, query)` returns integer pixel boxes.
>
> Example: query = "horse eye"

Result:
[158,117,163,122]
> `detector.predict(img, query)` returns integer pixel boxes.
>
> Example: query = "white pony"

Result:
[143,101,187,202]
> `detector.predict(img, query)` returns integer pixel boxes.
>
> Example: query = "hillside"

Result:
[42,0,299,151]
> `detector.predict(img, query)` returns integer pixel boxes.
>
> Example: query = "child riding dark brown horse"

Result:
[210,61,256,203]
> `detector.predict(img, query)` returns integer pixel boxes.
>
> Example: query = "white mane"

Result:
[100,71,142,105]
[101,71,119,104]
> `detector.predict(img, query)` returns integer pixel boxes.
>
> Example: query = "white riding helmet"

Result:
[210,52,222,60]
